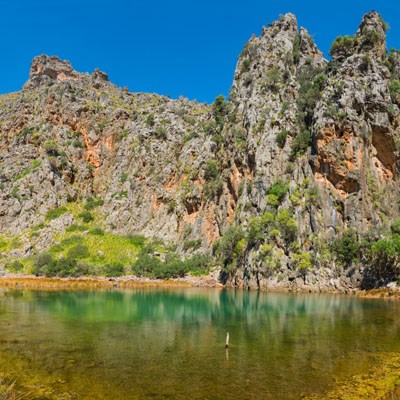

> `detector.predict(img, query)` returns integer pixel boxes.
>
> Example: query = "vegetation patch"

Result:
[45,206,67,221]
[304,352,400,400]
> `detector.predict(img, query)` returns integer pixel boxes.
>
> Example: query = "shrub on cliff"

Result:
[331,229,360,267]
[79,210,94,223]
[276,130,288,149]
[290,130,312,160]
[266,180,289,208]
[213,226,247,272]
[212,95,230,130]
[329,35,357,56]
[388,79,400,103]
[46,206,67,221]
[84,197,104,210]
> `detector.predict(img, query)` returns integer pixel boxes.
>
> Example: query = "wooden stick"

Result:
[226,332,229,348]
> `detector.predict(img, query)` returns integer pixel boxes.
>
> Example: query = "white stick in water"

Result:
[226,332,229,348]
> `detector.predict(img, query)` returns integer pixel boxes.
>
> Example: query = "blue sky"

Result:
[0,1,399,103]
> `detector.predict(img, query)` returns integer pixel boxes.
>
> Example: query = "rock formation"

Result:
[1,11,399,291]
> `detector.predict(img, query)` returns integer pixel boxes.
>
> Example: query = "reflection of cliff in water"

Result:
[0,289,400,399]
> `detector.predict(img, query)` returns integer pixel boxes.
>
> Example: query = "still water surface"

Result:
[0,288,399,399]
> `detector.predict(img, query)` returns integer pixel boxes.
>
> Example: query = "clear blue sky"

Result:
[0,0,399,103]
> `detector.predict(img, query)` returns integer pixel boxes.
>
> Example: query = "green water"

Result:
[0,288,400,399]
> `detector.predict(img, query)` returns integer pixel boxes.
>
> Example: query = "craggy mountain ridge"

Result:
[1,11,400,291]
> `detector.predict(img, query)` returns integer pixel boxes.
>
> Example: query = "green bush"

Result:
[32,251,91,278]
[292,34,301,64]
[155,126,167,140]
[103,262,125,277]
[329,35,357,56]
[32,253,54,276]
[243,75,253,87]
[389,80,400,103]
[54,258,90,278]
[46,206,67,221]
[290,130,312,160]
[146,114,155,127]
[241,58,250,73]
[126,234,146,247]
[44,140,59,156]
[296,66,326,136]
[248,212,275,245]
[184,254,213,276]
[119,172,128,183]
[132,248,211,279]
[212,95,229,129]
[67,244,90,259]
[204,178,223,200]
[183,239,202,251]
[204,160,219,181]
[292,252,313,274]
[154,254,188,279]
[84,197,104,210]
[213,226,247,271]
[362,30,380,48]
[66,224,86,232]
[79,211,94,223]
[5,260,24,273]
[202,121,217,135]
[90,227,104,236]
[167,200,176,213]
[276,130,288,149]
[386,49,400,75]
[331,230,360,266]
[266,180,289,206]
[391,220,400,235]
[275,210,297,242]
[370,234,400,275]
[116,129,128,142]
[266,67,281,91]
[60,235,83,247]
[132,253,162,276]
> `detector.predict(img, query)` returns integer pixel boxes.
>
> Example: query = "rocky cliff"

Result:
[1,11,399,291]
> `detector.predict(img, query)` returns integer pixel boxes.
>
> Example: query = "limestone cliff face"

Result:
[0,12,399,290]
[224,11,400,290]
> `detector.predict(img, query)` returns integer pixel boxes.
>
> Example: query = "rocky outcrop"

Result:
[24,55,84,88]
[1,11,399,291]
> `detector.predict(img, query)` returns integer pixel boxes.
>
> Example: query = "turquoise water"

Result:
[0,288,400,399]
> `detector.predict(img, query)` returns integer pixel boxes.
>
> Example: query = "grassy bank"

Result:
[0,275,221,291]
[1,200,213,280]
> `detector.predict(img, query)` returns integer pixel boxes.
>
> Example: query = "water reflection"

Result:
[0,288,399,399]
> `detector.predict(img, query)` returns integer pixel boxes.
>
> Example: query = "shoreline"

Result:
[0,275,399,299]
[0,274,223,291]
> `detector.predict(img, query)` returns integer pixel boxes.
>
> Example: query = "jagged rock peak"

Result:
[298,27,326,67]
[92,68,109,82]
[24,55,83,89]
[355,10,387,58]
[330,11,387,61]
[23,55,110,89]
[358,10,387,36]
[265,13,298,36]
[230,13,325,102]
